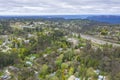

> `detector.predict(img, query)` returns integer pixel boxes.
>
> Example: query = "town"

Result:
[0,18,120,80]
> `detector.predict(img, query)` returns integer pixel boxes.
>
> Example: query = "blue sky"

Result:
[0,0,120,15]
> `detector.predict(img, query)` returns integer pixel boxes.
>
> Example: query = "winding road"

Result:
[81,34,120,47]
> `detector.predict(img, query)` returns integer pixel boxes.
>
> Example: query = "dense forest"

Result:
[0,18,120,80]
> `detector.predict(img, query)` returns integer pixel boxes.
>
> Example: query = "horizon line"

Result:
[0,14,120,16]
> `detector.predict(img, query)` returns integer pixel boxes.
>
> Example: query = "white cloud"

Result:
[0,0,120,15]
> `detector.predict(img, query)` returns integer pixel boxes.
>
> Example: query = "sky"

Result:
[0,0,120,15]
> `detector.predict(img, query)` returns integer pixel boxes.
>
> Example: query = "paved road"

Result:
[81,34,120,47]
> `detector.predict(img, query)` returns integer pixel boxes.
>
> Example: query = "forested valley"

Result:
[0,18,120,80]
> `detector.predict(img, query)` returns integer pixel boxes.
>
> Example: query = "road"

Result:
[81,34,120,47]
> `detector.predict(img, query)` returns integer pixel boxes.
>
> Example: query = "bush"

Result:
[39,64,49,78]
[61,63,68,69]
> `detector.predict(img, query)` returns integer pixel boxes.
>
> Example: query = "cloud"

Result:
[0,0,120,15]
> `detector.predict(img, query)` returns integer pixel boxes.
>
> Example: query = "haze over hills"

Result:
[87,15,120,24]
[0,15,120,24]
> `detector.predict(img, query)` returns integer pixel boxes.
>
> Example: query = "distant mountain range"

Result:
[0,15,120,24]
[87,15,120,24]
